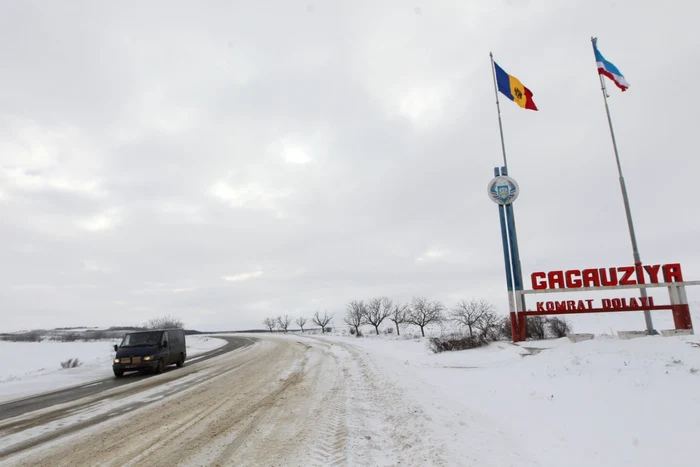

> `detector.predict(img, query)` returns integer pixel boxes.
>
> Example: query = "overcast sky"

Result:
[1,0,698,332]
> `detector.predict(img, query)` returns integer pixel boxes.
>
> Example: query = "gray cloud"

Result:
[1,0,699,332]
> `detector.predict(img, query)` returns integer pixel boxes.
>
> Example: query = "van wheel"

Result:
[176,354,185,368]
[154,359,165,374]
[114,370,124,377]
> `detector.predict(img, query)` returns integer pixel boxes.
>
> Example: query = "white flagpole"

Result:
[591,37,654,335]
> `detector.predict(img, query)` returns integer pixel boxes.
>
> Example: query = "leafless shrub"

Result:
[405,297,445,337]
[263,317,276,332]
[384,327,393,335]
[428,334,488,353]
[295,316,307,333]
[344,300,367,335]
[365,297,393,335]
[147,315,184,329]
[547,317,572,338]
[277,314,292,333]
[498,316,514,340]
[0,331,43,342]
[60,358,82,369]
[526,316,547,340]
[312,310,333,333]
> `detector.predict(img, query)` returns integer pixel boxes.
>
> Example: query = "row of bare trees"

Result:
[262,311,334,334]
[344,297,506,339]
[260,298,570,343]
[345,296,446,337]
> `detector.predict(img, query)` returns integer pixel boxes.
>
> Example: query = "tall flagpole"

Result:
[591,37,655,335]
[489,52,525,323]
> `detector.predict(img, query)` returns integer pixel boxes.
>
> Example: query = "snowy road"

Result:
[0,334,449,466]
[0,336,251,421]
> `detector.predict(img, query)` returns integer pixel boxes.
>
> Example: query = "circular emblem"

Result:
[487,175,519,205]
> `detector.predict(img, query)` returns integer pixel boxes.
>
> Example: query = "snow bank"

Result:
[0,335,227,404]
[325,333,700,467]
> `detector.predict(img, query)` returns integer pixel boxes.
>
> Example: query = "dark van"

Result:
[112,329,186,377]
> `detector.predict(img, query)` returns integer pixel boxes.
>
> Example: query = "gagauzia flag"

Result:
[494,61,538,111]
[592,38,630,91]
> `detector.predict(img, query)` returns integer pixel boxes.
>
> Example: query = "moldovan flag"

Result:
[494,61,538,111]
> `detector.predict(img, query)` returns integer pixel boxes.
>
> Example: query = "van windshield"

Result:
[120,332,162,347]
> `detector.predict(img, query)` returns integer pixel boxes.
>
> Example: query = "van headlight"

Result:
[143,356,153,361]
[114,359,120,363]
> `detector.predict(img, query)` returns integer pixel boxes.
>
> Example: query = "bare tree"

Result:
[344,300,367,335]
[147,315,184,329]
[406,297,445,337]
[547,317,572,338]
[498,315,514,340]
[526,316,547,340]
[475,309,501,340]
[277,314,292,333]
[365,297,393,335]
[263,317,276,333]
[388,302,409,336]
[312,310,333,333]
[450,299,494,337]
[295,316,307,333]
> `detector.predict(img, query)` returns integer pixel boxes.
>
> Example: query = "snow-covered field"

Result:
[0,334,227,403]
[315,319,700,466]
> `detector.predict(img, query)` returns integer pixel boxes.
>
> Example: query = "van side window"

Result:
[170,332,180,345]
[162,332,169,346]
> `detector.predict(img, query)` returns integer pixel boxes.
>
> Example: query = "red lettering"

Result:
[548,271,565,289]
[566,300,576,310]
[635,263,645,284]
[602,298,612,309]
[644,264,661,283]
[536,302,545,312]
[577,300,586,310]
[565,270,582,288]
[618,266,635,285]
[532,272,547,290]
[546,302,555,311]
[582,269,600,287]
[555,301,567,311]
[649,296,655,306]
[629,297,639,308]
[612,298,622,308]
[639,297,649,307]
[663,263,684,282]
[586,299,594,309]
[599,268,618,286]
[533,263,683,291]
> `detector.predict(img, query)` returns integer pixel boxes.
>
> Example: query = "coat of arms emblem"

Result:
[487,175,519,205]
